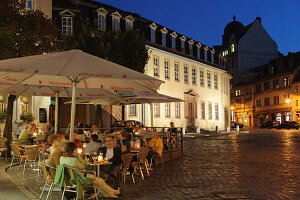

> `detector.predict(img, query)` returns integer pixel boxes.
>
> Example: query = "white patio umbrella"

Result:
[66,90,184,127]
[0,50,163,140]
[0,84,119,134]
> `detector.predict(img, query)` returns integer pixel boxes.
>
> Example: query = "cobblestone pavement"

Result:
[4,129,300,199]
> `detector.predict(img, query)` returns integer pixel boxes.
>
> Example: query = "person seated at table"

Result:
[84,134,102,154]
[46,137,67,167]
[44,123,54,135]
[92,125,100,134]
[124,122,133,133]
[119,130,131,154]
[42,135,51,153]
[59,142,120,198]
[133,123,141,134]
[76,122,84,135]
[98,135,122,189]
[49,134,65,155]
[18,124,30,144]
[143,131,163,164]
[30,124,38,136]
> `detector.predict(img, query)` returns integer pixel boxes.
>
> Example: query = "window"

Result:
[231,43,235,52]
[126,21,133,30]
[224,78,228,95]
[181,40,185,52]
[175,102,180,118]
[200,69,204,87]
[215,103,219,120]
[184,65,189,84]
[211,52,214,63]
[189,44,193,55]
[112,18,119,32]
[273,79,279,89]
[197,47,200,58]
[162,33,166,46]
[296,100,299,107]
[207,71,211,88]
[129,105,136,116]
[165,103,170,117]
[235,90,240,96]
[264,98,270,106]
[154,103,160,117]
[98,14,105,30]
[204,50,207,60]
[164,60,169,79]
[153,57,159,77]
[171,37,176,49]
[264,82,270,91]
[62,17,72,36]
[151,29,155,42]
[192,67,196,85]
[174,62,179,81]
[274,96,279,105]
[208,102,212,120]
[201,102,205,119]
[214,73,218,90]
[283,77,290,87]
[256,99,261,107]
[26,0,32,9]
[255,84,261,93]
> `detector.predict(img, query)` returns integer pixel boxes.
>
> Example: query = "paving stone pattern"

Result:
[5,129,300,199]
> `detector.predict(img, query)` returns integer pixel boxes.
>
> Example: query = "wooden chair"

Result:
[61,166,98,200]
[150,153,164,168]
[0,137,8,162]
[39,162,56,200]
[121,153,135,184]
[10,144,27,171]
[131,148,150,180]
[36,135,47,145]
[23,147,40,175]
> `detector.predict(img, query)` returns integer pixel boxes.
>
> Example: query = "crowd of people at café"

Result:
[14,121,178,198]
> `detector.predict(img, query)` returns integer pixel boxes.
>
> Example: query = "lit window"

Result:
[175,102,180,118]
[235,89,241,96]
[197,47,200,58]
[153,57,159,77]
[200,69,204,87]
[130,105,136,116]
[207,71,211,88]
[62,17,72,36]
[181,40,185,52]
[174,62,179,81]
[165,103,170,117]
[154,103,160,117]
[204,50,207,60]
[231,44,235,52]
[189,44,193,55]
[192,67,196,85]
[264,98,270,106]
[283,77,290,87]
[162,33,166,46]
[172,37,176,49]
[214,73,218,90]
[208,102,212,120]
[151,29,155,42]
[112,18,119,32]
[215,103,219,120]
[126,21,133,30]
[26,0,32,9]
[184,65,189,84]
[201,102,205,119]
[164,60,169,79]
[98,14,105,30]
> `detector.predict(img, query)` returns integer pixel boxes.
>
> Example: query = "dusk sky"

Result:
[96,0,300,55]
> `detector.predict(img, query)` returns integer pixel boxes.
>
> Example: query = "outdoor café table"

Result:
[86,162,113,177]
[19,144,39,149]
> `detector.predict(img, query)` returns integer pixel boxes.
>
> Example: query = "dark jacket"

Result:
[98,147,122,166]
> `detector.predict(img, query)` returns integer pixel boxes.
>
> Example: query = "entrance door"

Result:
[184,92,197,127]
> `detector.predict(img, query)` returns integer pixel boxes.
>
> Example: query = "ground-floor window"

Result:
[165,103,170,117]
[154,103,160,117]
[208,102,212,120]
[201,102,205,119]
[129,104,136,116]
[175,102,180,118]
[215,103,219,120]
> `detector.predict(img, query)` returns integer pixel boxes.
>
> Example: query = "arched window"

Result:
[231,43,235,52]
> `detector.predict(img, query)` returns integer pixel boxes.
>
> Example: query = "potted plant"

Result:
[20,112,34,124]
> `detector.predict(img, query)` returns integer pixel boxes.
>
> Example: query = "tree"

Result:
[0,0,58,156]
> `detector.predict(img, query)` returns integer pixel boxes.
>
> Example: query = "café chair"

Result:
[10,144,27,171]
[121,153,135,184]
[150,153,164,168]
[23,147,40,175]
[39,162,56,200]
[61,166,98,200]
[0,137,8,162]
[131,148,150,180]
[36,135,47,145]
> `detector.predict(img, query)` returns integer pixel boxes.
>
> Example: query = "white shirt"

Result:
[106,148,114,160]
[85,141,102,154]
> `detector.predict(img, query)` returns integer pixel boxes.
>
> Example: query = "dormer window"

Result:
[172,37,176,49]
[197,47,200,58]
[112,18,120,32]
[62,17,72,36]
[204,50,207,60]
[125,15,134,30]
[26,0,32,9]
[98,14,105,31]
[180,36,186,53]
[189,44,193,55]
[181,41,185,52]
[149,23,158,43]
[151,29,155,42]
[231,43,235,52]
[162,33,166,46]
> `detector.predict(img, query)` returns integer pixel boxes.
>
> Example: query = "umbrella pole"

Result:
[55,92,59,134]
[150,103,154,127]
[70,82,77,141]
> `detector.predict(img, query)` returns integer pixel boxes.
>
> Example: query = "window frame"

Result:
[165,103,170,118]
[112,17,120,32]
[129,104,137,116]
[174,62,180,82]
[214,73,218,90]
[204,50,208,60]
[164,59,170,80]
[200,69,204,87]
[197,47,200,58]
[215,103,219,120]
[175,102,181,118]
[26,0,32,9]
[207,71,211,88]
[153,56,159,77]
[162,33,166,46]
[98,14,106,31]
[150,29,156,42]
[126,21,133,30]
[201,101,205,120]
[62,16,73,36]
[181,40,185,52]
[184,65,189,84]
[154,103,160,118]
[192,67,196,85]
[208,102,212,120]
[171,37,176,49]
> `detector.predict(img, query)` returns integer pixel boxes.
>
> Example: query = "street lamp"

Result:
[286,99,291,104]
[230,106,235,111]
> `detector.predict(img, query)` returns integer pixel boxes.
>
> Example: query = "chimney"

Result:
[256,17,261,23]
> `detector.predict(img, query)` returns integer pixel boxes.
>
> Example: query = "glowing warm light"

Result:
[33,132,37,137]
[136,143,140,149]
[38,130,41,134]
[286,99,291,103]
[230,106,235,110]
[83,143,86,149]
[77,148,83,154]
[98,155,103,162]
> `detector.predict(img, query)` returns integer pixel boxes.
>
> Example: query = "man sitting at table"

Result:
[98,135,122,189]
[143,131,163,164]
[46,135,66,167]
[44,123,54,135]
[84,134,102,154]
[18,124,30,144]
[119,130,131,154]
